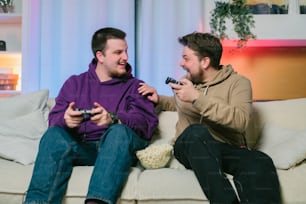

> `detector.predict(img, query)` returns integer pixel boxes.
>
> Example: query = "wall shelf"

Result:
[208,0,306,41]
[0,90,20,98]
[0,14,22,24]
[0,0,22,96]
[252,14,306,39]
[222,39,306,47]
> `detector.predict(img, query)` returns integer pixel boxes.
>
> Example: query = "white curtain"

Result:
[22,0,136,97]
[22,0,212,97]
[136,0,212,95]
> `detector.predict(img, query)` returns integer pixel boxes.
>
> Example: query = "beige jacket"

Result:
[157,65,252,147]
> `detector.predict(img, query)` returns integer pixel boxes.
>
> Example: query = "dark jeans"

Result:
[174,124,281,204]
[24,124,148,204]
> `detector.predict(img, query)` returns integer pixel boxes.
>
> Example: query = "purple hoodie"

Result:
[49,59,158,141]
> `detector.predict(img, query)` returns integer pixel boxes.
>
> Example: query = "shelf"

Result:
[0,51,21,55]
[0,0,22,92]
[207,1,306,40]
[0,90,20,98]
[0,53,21,91]
[253,14,306,39]
[0,13,22,24]
[221,14,306,40]
[222,39,306,47]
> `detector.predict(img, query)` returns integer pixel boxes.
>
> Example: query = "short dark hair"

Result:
[91,27,126,57]
[178,32,223,69]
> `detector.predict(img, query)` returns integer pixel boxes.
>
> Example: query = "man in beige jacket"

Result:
[138,32,281,204]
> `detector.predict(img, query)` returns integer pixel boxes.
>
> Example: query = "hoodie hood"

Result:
[207,64,234,86]
[195,64,234,87]
[193,64,235,96]
[88,58,133,84]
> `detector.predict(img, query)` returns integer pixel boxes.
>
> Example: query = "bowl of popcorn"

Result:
[136,143,173,169]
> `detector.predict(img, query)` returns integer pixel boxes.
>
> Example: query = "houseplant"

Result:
[0,0,14,13]
[210,0,256,48]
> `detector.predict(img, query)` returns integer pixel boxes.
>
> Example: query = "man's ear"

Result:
[95,51,104,63]
[201,57,210,69]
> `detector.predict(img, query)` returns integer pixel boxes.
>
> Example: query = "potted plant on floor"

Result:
[210,0,256,48]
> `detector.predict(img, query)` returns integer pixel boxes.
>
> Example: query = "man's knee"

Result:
[240,150,276,174]
[100,124,136,148]
[174,124,212,156]
[185,124,207,134]
[178,124,212,144]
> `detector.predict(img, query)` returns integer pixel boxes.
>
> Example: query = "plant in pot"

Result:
[210,0,256,48]
[0,0,14,13]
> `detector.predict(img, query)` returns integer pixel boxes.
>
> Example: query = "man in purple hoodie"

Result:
[24,27,158,204]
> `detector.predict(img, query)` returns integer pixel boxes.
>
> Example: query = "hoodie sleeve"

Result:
[48,76,78,128]
[116,93,158,140]
[193,76,252,133]
[155,95,177,112]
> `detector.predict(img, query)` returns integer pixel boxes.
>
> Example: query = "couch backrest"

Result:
[245,98,306,148]
[153,98,306,149]
[252,98,306,129]
[47,98,55,110]
[48,97,306,149]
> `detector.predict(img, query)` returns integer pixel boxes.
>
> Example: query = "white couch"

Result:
[0,89,306,204]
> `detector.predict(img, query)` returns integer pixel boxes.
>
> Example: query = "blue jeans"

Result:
[24,124,148,204]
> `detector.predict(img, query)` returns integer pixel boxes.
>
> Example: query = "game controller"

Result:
[165,77,183,85]
[75,108,94,118]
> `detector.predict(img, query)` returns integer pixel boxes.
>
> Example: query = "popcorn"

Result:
[136,144,173,169]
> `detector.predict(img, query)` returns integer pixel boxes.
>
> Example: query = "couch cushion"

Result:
[137,168,206,201]
[252,98,306,130]
[251,98,306,169]
[258,124,306,169]
[66,166,141,201]
[0,158,140,204]
[246,98,306,148]
[150,111,178,146]
[277,161,306,203]
[136,168,236,203]
[0,90,49,165]
[0,89,49,119]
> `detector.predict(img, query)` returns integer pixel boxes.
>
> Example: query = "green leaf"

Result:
[210,0,256,48]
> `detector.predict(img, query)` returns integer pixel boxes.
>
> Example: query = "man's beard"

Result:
[110,69,127,78]
[188,72,203,84]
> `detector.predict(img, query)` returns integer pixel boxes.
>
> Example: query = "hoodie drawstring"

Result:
[200,85,209,124]
[203,85,209,96]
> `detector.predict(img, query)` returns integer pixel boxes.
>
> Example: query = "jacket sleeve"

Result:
[155,95,177,112]
[193,77,252,133]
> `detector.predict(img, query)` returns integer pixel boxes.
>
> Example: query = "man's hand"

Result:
[169,78,200,103]
[90,102,115,126]
[138,82,159,104]
[64,102,83,128]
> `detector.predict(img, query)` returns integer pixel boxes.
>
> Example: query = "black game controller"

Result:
[165,77,183,85]
[75,108,93,118]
